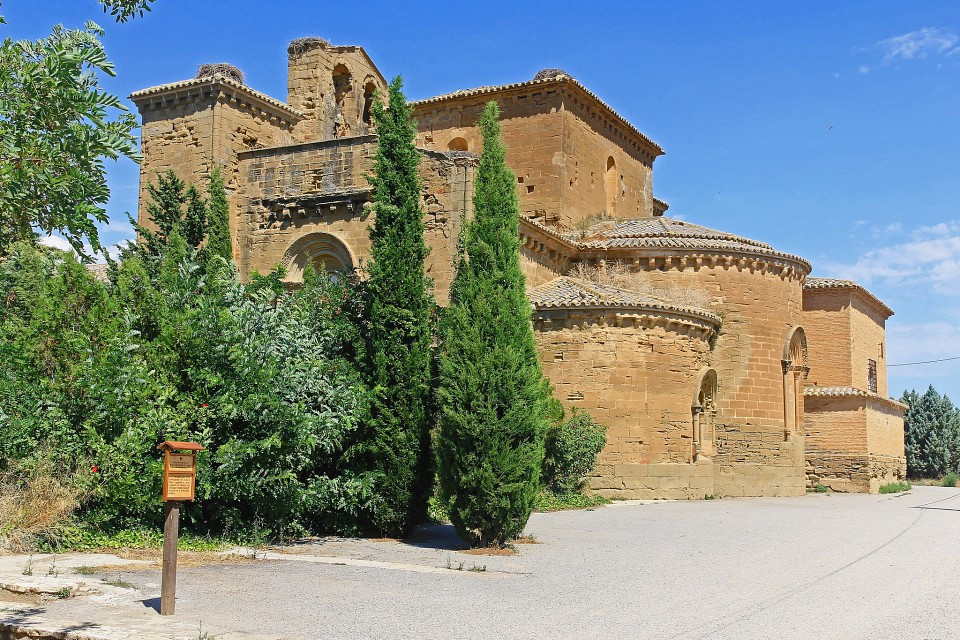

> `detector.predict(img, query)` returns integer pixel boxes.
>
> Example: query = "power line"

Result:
[889,356,960,367]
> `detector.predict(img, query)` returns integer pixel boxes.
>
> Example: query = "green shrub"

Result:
[0,241,372,538]
[808,484,830,493]
[543,409,607,492]
[534,490,609,512]
[878,481,912,494]
[942,472,958,488]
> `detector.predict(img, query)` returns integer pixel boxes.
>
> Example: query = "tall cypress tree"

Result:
[435,101,553,548]
[205,168,233,263]
[351,76,434,536]
[182,185,207,249]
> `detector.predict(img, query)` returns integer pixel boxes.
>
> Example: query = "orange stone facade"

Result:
[130,38,905,498]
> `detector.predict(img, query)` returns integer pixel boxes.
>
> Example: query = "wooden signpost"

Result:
[158,441,205,616]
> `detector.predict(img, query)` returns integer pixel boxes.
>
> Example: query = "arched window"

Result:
[692,368,718,461]
[605,156,617,215]
[362,80,376,128]
[782,327,809,441]
[281,232,355,283]
[332,64,353,138]
[447,137,468,151]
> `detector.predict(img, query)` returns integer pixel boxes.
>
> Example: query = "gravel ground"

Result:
[16,486,960,640]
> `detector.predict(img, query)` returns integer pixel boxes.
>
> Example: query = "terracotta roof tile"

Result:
[529,276,720,325]
[521,216,811,269]
[804,385,906,410]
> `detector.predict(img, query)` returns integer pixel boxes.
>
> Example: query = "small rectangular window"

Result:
[867,359,878,393]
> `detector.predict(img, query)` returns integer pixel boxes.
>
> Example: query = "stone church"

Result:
[130,37,906,498]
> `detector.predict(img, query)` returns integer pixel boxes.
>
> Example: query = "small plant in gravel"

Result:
[879,481,912,494]
[942,472,958,487]
[54,587,72,599]
[73,566,99,575]
[808,484,830,493]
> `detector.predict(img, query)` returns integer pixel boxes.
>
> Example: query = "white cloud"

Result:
[858,65,871,74]
[39,235,74,252]
[876,27,960,63]
[39,234,120,264]
[819,220,960,295]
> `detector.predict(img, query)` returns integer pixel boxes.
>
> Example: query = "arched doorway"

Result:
[782,326,809,441]
[281,232,355,283]
[447,137,469,151]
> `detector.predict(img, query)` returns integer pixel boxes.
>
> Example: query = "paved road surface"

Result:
[7,486,959,639]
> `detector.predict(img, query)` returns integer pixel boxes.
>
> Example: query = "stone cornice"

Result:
[533,307,717,341]
[411,74,663,159]
[130,75,303,125]
[519,217,812,280]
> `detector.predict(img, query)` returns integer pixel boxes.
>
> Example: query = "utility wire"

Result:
[889,355,960,367]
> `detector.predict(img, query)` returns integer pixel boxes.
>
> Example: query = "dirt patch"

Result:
[0,590,42,605]
[459,547,518,556]
[511,536,540,545]
[94,550,258,572]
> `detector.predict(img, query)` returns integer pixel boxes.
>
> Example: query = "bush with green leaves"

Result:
[0,239,373,540]
[942,472,958,488]
[543,409,607,493]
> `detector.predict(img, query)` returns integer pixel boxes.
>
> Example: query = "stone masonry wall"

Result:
[805,395,906,492]
[287,44,386,143]
[802,290,853,388]
[237,137,474,303]
[560,89,654,222]
[136,86,297,261]
[569,255,808,495]
[413,83,656,229]
[850,297,889,396]
[535,309,714,498]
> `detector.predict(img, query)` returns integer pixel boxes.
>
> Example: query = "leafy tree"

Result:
[204,168,232,263]
[98,0,156,22]
[347,77,434,536]
[0,22,138,257]
[435,101,554,547]
[901,386,960,478]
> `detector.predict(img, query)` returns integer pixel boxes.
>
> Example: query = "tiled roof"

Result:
[129,75,303,121]
[804,385,907,411]
[529,276,720,325]
[804,277,893,317]
[411,72,662,155]
[521,216,811,269]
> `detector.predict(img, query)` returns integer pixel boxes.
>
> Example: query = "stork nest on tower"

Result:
[195,63,245,84]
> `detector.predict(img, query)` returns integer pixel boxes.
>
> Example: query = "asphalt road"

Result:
[38,486,960,639]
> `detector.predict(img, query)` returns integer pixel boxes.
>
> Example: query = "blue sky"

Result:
[4,0,960,401]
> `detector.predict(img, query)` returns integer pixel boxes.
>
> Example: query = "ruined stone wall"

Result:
[850,297,889,396]
[802,290,853,388]
[287,43,386,143]
[237,137,474,302]
[560,89,654,222]
[135,85,297,259]
[535,309,714,498]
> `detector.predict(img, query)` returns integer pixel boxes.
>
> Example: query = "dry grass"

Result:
[460,547,518,556]
[511,534,540,545]
[571,261,712,310]
[0,459,88,554]
[94,551,257,573]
